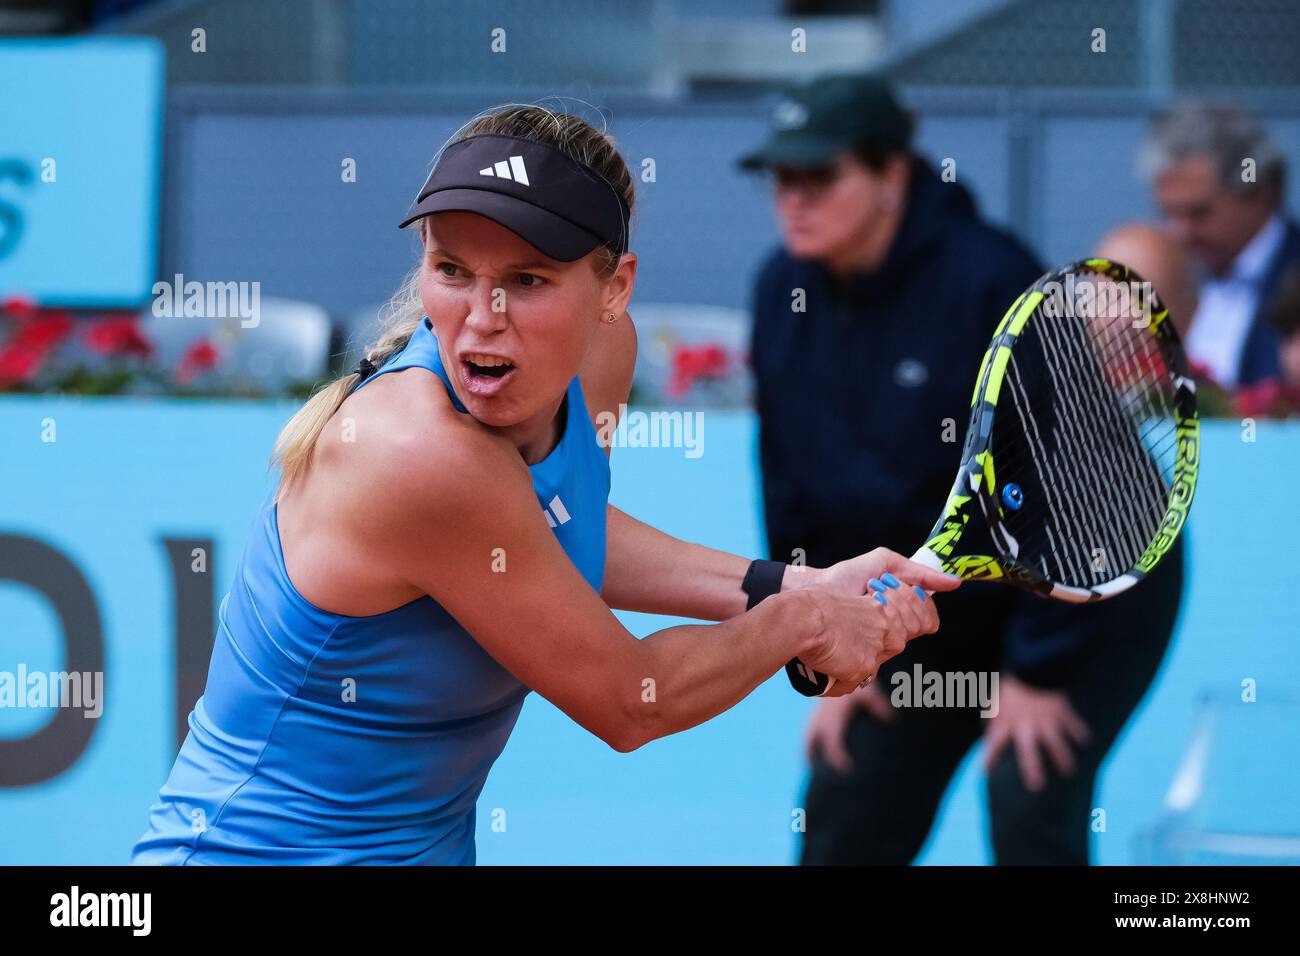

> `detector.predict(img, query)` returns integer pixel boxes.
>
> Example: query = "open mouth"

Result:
[465,359,513,378]
[460,353,517,395]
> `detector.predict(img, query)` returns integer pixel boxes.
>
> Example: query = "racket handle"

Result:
[785,659,835,697]
[783,546,943,697]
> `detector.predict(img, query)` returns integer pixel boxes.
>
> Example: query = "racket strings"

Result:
[997,342,1138,584]
[1048,308,1168,551]
[1074,299,1181,495]
[1094,331,1181,548]
[1042,307,1170,573]
[1100,314,1180,478]
[1009,337,1147,584]
[1048,306,1176,573]
[996,352,1114,583]
[989,279,1180,589]
[1000,354,1101,582]
[1030,320,1170,583]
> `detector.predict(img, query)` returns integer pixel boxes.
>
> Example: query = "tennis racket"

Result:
[786,258,1200,696]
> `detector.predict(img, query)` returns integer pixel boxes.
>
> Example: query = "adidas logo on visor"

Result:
[479,155,530,186]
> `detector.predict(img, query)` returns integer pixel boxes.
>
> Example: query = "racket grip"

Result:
[785,659,835,697]
[783,546,945,696]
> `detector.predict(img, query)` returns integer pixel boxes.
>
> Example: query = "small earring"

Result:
[603,312,619,324]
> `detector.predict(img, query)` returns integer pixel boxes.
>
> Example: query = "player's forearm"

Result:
[601,504,758,620]
[620,589,822,749]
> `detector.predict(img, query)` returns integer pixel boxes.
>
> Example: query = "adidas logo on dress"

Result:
[542,495,570,528]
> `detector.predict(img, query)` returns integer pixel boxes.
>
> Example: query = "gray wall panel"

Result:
[162,89,1300,340]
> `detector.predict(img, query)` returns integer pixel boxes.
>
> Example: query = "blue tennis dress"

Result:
[130,316,610,864]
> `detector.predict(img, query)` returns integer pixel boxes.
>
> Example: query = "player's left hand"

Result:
[982,675,1092,791]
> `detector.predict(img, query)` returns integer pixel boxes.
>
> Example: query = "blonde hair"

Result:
[269,102,637,502]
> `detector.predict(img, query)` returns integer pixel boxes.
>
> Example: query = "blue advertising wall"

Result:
[0,39,164,306]
[0,398,1296,864]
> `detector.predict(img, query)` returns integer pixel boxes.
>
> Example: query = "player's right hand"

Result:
[796,583,939,697]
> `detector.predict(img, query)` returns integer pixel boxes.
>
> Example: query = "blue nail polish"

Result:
[869,578,886,592]
[882,572,901,589]
[915,586,926,601]
[874,592,887,606]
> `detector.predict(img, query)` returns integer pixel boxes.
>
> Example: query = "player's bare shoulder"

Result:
[326,366,540,595]
[323,366,518,510]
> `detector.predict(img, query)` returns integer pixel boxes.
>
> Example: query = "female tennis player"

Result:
[129,104,958,865]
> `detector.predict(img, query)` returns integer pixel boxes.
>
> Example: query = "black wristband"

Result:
[741,559,786,611]
[742,560,829,696]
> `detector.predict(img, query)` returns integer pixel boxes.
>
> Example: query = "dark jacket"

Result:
[748,155,1178,687]
[1236,217,1300,388]
[750,156,1043,568]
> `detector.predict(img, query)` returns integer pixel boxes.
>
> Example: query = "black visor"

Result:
[398,133,629,262]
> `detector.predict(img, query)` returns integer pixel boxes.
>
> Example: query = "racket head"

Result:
[919,258,1199,602]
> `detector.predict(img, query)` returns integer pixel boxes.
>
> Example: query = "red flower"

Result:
[0,307,73,387]
[84,314,154,358]
[11,311,75,351]
[668,342,730,398]
[175,338,221,385]
[1,294,39,321]
[0,342,46,385]
[1234,378,1300,419]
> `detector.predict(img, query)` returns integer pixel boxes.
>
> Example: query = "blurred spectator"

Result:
[1094,222,1199,340]
[1236,264,1300,418]
[1092,222,1241,416]
[1140,102,1299,395]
